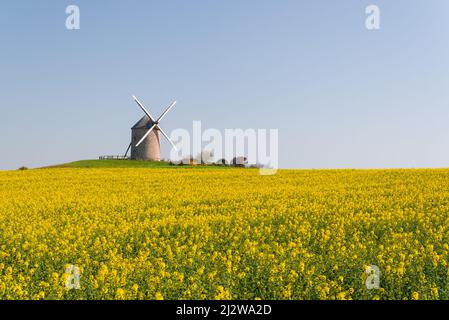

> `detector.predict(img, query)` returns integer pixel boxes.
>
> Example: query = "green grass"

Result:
[42,159,236,169]
[44,159,173,169]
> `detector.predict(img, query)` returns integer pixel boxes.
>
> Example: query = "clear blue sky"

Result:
[1,0,448,170]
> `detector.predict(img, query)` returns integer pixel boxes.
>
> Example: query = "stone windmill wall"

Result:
[130,116,161,161]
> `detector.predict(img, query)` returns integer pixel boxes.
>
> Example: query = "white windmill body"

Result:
[125,96,178,161]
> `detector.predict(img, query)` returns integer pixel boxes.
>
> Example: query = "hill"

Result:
[41,159,234,169]
[43,159,173,169]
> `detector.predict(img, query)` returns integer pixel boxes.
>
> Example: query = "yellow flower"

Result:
[115,288,126,300]
[155,292,164,300]
[197,266,205,275]
[35,291,45,300]
[215,286,232,300]
[1,167,449,300]
[336,292,346,300]
[431,287,439,298]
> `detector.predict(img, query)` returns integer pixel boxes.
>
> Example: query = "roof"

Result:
[131,115,155,129]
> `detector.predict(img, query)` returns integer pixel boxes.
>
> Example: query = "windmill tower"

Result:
[124,96,178,161]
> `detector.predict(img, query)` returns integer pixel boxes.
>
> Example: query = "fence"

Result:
[99,155,129,160]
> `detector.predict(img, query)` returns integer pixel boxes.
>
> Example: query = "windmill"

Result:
[124,96,178,161]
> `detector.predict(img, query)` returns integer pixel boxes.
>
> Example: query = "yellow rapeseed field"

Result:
[1,168,449,300]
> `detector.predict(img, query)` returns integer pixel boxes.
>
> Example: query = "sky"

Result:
[0,0,448,170]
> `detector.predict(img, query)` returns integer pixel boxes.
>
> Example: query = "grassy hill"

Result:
[42,159,235,169]
[44,159,173,169]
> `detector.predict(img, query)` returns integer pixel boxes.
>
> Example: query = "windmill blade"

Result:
[123,142,132,158]
[135,123,157,147]
[132,95,156,122]
[158,126,178,151]
[156,101,177,122]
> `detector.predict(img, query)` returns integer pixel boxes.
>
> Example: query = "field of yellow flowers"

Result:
[1,167,449,300]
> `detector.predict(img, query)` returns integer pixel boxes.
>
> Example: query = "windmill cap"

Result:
[131,115,156,129]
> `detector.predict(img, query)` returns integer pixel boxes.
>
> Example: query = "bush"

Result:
[18,166,28,171]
